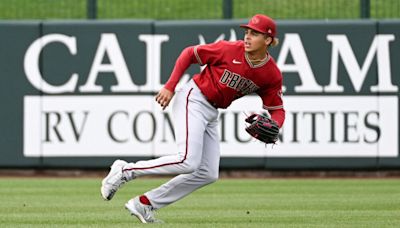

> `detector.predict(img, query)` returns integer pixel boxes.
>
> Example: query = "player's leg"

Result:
[143,118,220,209]
[124,82,219,223]
[122,83,210,178]
[101,80,214,201]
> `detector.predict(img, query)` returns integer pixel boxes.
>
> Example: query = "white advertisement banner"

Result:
[24,95,398,157]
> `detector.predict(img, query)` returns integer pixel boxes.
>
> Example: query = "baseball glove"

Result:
[245,113,279,144]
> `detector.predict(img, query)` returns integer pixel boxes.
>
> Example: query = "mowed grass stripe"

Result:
[0,178,399,227]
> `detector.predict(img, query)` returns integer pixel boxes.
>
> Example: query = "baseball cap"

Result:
[240,14,277,37]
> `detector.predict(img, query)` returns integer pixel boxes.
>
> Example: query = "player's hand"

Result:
[155,88,174,110]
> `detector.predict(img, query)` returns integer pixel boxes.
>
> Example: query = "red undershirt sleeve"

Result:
[257,77,285,128]
[269,108,285,128]
[164,46,198,92]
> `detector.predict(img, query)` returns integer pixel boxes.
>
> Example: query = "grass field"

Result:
[0,178,399,227]
[0,0,399,20]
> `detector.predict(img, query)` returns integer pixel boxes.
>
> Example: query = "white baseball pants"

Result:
[122,80,220,209]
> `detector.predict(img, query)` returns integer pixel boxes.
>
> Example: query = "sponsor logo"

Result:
[22,30,399,157]
[232,59,242,64]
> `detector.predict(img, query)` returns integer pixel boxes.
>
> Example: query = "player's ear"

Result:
[264,36,273,46]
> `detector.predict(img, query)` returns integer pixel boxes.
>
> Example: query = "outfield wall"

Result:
[0,20,399,169]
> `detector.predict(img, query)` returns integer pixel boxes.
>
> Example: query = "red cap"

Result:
[240,14,277,37]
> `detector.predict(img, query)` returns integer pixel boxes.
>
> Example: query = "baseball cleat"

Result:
[125,196,163,223]
[100,159,128,200]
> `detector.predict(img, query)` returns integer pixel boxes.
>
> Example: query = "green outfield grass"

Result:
[0,0,399,20]
[0,178,399,227]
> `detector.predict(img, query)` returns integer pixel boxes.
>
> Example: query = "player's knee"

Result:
[195,170,218,183]
[180,159,201,173]
[207,172,219,183]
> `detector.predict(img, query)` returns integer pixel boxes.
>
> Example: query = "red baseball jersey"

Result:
[165,40,285,127]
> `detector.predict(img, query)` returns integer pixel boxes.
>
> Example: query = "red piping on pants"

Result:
[122,88,193,171]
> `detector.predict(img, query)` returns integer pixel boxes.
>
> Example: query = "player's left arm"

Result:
[257,77,285,128]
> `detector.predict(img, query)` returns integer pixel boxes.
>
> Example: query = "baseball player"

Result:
[101,14,285,223]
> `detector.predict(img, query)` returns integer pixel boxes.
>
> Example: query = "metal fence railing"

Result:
[0,0,399,20]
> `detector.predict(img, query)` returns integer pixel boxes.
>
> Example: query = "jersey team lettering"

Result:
[219,69,259,95]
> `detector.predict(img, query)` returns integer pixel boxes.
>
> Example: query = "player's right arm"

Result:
[157,41,225,110]
[164,41,226,92]
[163,46,198,92]
[156,46,197,110]
[155,88,174,110]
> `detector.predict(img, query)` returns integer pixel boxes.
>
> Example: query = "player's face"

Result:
[244,29,271,53]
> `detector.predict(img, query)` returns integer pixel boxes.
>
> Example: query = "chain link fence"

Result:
[0,0,399,20]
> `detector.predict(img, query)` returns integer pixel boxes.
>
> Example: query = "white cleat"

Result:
[100,159,128,200]
[125,196,163,223]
